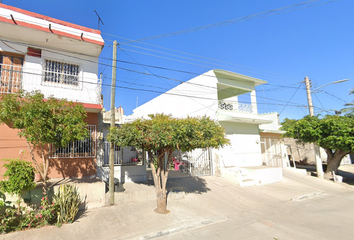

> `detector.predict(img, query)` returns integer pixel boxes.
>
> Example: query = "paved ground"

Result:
[2,166,354,240]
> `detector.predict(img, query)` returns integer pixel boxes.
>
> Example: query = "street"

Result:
[2,167,354,240]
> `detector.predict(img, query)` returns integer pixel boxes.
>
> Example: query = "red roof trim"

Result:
[0,15,104,46]
[82,103,102,110]
[0,3,101,34]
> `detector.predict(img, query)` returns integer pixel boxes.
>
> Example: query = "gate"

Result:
[172,148,212,176]
[260,137,283,167]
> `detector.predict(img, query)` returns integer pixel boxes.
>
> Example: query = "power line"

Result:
[102,53,303,90]
[113,43,289,80]
[13,68,308,108]
[0,38,316,108]
[103,35,293,82]
[0,39,304,98]
[119,0,339,44]
[0,38,302,93]
[279,82,303,115]
[321,90,347,103]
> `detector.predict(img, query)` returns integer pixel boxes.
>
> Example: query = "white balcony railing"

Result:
[218,100,254,113]
[0,63,102,105]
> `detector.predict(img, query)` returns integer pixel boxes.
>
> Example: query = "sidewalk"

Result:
[1,168,353,240]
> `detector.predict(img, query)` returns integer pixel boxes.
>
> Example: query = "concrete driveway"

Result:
[2,167,354,240]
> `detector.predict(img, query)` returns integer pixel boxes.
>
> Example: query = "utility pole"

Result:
[109,41,117,205]
[304,76,324,178]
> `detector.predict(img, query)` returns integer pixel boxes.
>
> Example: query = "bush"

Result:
[0,197,57,234]
[54,184,81,224]
[0,159,36,213]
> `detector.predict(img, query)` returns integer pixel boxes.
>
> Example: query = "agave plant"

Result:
[54,184,81,224]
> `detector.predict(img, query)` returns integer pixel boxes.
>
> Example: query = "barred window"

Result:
[44,60,79,86]
[50,125,96,158]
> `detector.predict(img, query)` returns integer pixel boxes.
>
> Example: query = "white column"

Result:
[250,90,257,114]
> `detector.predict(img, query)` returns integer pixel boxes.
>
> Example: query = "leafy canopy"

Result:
[0,91,88,149]
[0,159,36,196]
[108,114,229,152]
[281,115,354,153]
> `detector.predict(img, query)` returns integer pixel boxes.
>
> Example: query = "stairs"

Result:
[238,168,260,187]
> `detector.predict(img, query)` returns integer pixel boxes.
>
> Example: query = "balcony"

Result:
[0,63,102,105]
[217,100,272,124]
[218,100,254,114]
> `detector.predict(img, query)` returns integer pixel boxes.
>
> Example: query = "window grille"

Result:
[44,60,79,86]
[50,125,96,158]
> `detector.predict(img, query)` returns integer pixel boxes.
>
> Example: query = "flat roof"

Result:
[0,3,104,46]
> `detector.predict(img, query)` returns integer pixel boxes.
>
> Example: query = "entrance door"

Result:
[0,53,24,93]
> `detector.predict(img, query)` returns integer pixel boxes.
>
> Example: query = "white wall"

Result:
[0,40,100,105]
[132,71,265,169]
[133,70,218,119]
[219,122,262,167]
[259,112,281,131]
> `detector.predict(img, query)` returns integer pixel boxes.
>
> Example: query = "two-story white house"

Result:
[128,69,287,186]
[0,3,104,180]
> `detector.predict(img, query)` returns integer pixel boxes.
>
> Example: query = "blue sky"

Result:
[5,0,353,121]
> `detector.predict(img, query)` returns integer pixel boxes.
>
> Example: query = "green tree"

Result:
[0,159,36,213]
[341,88,354,116]
[0,91,88,194]
[281,115,354,174]
[108,114,229,214]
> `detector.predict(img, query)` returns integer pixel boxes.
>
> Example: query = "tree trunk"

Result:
[155,189,168,214]
[325,149,348,174]
[26,141,48,194]
[149,151,170,214]
[17,194,21,214]
[42,181,48,196]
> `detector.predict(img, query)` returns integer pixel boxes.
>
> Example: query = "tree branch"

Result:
[26,140,42,177]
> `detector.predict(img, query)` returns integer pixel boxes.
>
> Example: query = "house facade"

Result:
[97,107,147,184]
[127,69,287,185]
[0,3,104,180]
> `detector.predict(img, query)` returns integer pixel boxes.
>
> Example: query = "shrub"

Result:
[0,159,36,213]
[0,207,25,233]
[54,184,81,224]
[0,197,58,233]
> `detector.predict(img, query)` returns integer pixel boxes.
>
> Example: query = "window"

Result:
[0,52,23,93]
[50,125,96,158]
[44,60,79,86]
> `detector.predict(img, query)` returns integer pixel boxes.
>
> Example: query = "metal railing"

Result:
[172,148,212,176]
[218,100,253,113]
[103,142,143,165]
[50,125,97,158]
[0,62,102,105]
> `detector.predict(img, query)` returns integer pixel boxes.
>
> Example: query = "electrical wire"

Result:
[279,82,303,115]
[321,90,347,103]
[0,38,303,94]
[8,68,308,108]
[0,39,332,112]
[120,0,339,44]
